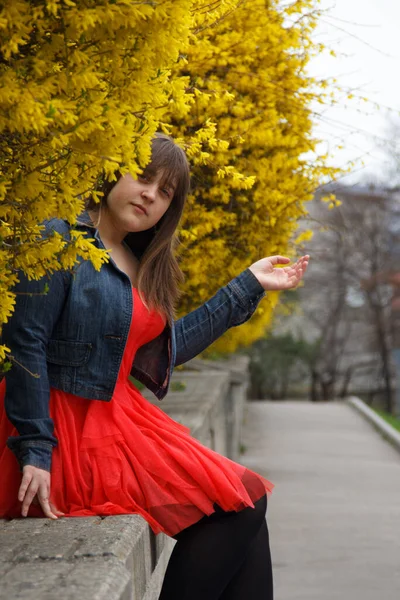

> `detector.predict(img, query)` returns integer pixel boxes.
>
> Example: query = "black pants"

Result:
[158,493,273,600]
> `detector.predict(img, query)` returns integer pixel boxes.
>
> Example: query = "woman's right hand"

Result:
[18,465,65,519]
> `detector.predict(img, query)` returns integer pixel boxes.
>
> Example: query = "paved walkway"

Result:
[240,400,400,600]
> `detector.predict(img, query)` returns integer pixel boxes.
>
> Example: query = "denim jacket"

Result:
[1,211,266,471]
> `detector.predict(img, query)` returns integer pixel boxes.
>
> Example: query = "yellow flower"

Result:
[0,0,340,364]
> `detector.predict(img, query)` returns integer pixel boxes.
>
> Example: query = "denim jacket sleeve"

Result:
[1,220,71,472]
[174,268,265,366]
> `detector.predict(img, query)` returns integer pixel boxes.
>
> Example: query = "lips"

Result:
[132,203,147,216]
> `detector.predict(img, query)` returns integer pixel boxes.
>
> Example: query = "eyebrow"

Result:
[144,167,176,193]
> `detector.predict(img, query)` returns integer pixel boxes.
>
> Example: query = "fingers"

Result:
[19,469,39,517]
[250,254,310,291]
[18,469,33,504]
[50,501,65,517]
[300,255,310,277]
[19,465,63,520]
[293,255,309,278]
[293,255,309,273]
[20,481,59,519]
[38,488,59,520]
[20,477,40,518]
[270,254,309,268]
[284,256,309,274]
[281,255,309,289]
[269,255,291,265]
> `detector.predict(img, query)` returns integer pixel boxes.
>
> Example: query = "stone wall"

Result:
[0,357,249,600]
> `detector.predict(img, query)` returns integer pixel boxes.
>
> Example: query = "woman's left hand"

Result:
[249,255,309,291]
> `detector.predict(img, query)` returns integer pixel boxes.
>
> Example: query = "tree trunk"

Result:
[321,376,335,401]
[339,365,353,398]
[371,303,393,413]
[310,369,320,402]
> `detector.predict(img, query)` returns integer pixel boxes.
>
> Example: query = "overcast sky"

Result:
[307,0,400,185]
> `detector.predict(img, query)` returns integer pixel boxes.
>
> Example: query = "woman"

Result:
[0,133,309,599]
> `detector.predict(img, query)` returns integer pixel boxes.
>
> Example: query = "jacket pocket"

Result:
[46,339,92,367]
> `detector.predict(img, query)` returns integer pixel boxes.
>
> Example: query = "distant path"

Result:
[241,400,400,600]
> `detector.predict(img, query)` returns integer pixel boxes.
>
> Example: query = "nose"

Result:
[141,182,157,202]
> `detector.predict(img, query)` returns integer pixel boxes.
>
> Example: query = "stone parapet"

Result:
[347,396,400,453]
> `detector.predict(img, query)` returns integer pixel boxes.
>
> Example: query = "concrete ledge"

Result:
[187,355,250,385]
[346,395,400,454]
[0,516,137,600]
[143,370,231,456]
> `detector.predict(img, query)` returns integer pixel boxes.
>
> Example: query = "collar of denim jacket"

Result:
[75,210,95,229]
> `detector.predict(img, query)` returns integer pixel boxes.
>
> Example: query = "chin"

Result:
[123,218,147,233]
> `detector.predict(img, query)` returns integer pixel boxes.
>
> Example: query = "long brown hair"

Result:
[86,133,190,322]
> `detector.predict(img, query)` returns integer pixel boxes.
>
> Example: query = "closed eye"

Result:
[138,174,150,182]
[162,187,172,198]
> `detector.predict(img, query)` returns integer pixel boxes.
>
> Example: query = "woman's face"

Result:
[105,171,176,235]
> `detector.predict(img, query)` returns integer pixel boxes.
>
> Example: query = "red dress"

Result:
[0,288,273,536]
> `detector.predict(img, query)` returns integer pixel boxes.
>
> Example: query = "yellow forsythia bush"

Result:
[0,0,339,363]
[172,0,341,352]
[0,0,235,363]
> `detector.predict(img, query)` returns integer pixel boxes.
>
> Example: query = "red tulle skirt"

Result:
[0,288,273,537]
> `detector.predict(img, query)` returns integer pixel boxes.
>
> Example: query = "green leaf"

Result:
[45,104,56,119]
[0,360,12,374]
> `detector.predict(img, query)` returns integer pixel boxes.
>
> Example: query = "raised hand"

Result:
[249,255,309,291]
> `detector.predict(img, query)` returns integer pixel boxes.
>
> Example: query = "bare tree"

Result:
[297,185,395,408]
[303,227,355,401]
